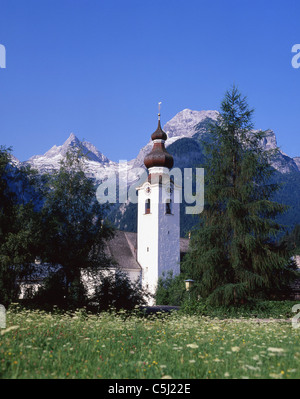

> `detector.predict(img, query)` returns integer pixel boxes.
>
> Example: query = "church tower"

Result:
[137,107,180,302]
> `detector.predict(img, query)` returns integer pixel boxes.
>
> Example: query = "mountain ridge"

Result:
[14,108,300,178]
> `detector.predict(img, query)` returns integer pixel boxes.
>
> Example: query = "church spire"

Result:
[144,103,174,170]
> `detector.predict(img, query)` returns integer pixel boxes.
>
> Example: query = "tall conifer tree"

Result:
[183,86,296,305]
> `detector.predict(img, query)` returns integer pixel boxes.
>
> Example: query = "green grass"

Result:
[1,305,300,379]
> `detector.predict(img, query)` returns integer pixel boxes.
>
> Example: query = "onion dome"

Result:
[144,116,174,170]
[151,119,167,141]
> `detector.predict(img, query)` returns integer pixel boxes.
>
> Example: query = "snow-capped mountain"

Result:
[25,132,121,182]
[164,109,219,139]
[13,109,300,181]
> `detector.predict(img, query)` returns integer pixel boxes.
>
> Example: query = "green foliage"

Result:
[27,269,68,310]
[281,224,300,255]
[0,147,42,306]
[183,86,296,305]
[179,298,298,319]
[155,271,187,306]
[271,171,300,232]
[91,269,149,311]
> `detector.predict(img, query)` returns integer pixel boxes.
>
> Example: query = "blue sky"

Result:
[0,0,299,162]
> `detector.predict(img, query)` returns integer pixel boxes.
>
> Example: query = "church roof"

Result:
[144,119,174,170]
[151,119,167,141]
[105,231,141,271]
[105,230,189,271]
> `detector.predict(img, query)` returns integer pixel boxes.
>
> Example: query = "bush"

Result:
[90,269,150,312]
[29,270,68,310]
[155,272,187,306]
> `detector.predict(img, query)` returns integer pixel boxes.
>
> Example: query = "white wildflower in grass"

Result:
[244,365,260,371]
[231,346,240,352]
[186,343,198,349]
[0,325,19,335]
[267,348,285,353]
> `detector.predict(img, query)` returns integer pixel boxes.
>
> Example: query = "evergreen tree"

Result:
[39,148,114,307]
[183,86,296,305]
[281,224,300,255]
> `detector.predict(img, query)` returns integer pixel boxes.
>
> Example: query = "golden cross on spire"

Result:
[158,101,162,120]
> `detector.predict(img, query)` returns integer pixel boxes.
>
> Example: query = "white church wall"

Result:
[19,283,41,299]
[80,268,141,298]
[137,176,181,303]
[158,200,180,278]
[137,181,159,297]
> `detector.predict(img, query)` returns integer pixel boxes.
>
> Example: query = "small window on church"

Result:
[166,199,172,214]
[145,199,151,214]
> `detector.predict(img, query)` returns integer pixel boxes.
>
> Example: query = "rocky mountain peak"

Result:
[164,109,219,139]
[293,157,300,172]
[258,129,278,151]
[64,132,80,145]
[25,132,112,175]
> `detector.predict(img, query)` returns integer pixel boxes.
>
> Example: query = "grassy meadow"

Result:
[1,305,300,379]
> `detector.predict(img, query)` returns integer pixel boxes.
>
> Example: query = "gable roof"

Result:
[105,231,190,271]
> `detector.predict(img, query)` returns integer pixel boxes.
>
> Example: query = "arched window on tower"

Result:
[166,199,172,215]
[145,199,151,214]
